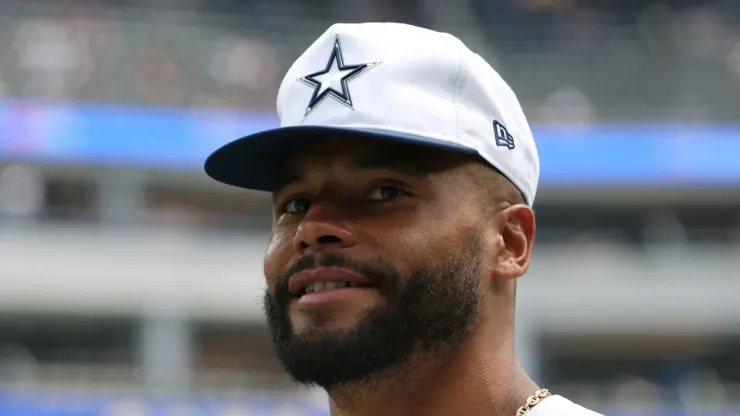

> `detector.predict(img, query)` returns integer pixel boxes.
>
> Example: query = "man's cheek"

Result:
[263,229,294,276]
[267,226,291,250]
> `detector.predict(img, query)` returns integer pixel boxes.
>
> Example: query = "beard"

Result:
[262,233,484,390]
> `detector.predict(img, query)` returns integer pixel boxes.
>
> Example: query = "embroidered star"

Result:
[299,38,378,117]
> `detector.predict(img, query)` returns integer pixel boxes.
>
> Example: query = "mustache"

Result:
[273,253,390,297]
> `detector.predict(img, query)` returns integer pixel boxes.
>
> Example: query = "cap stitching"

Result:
[451,36,466,140]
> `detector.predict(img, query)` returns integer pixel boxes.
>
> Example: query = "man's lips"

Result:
[288,267,376,297]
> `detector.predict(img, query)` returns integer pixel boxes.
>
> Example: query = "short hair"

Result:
[470,158,526,213]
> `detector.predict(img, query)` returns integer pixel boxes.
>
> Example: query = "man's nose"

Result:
[292,204,357,255]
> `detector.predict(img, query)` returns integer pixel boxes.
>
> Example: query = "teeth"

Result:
[305,282,351,293]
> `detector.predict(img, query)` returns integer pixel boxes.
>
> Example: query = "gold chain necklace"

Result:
[514,389,552,416]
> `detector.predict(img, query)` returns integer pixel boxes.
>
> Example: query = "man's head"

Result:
[203,22,539,391]
[261,137,535,389]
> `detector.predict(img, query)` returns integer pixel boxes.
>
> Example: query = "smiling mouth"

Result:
[299,281,374,296]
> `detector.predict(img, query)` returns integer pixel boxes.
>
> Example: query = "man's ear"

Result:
[493,205,536,280]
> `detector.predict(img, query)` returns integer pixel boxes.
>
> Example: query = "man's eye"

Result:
[366,186,406,201]
[283,197,311,214]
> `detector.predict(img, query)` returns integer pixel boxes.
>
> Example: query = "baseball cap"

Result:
[204,22,540,205]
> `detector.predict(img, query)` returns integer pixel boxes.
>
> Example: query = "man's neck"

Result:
[325,326,538,416]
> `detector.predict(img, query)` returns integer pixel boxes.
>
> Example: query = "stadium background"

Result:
[0,0,738,414]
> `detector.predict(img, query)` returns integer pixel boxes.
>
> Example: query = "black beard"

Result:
[262,235,484,390]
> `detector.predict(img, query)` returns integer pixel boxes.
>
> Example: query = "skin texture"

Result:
[262,137,540,416]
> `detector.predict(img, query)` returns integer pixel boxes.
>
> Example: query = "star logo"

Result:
[299,38,379,117]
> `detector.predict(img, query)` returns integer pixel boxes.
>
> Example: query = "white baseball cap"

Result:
[205,22,540,205]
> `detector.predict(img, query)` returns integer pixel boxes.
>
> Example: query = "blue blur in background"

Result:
[0,393,327,416]
[0,101,738,186]
[0,394,736,416]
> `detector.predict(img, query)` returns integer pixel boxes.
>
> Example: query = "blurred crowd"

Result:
[0,0,738,121]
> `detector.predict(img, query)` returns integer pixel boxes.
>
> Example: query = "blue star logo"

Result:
[299,38,379,117]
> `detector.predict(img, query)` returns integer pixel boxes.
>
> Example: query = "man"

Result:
[205,22,602,416]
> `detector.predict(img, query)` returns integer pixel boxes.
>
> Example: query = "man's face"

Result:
[262,138,496,389]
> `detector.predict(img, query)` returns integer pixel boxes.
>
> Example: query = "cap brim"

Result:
[204,125,478,192]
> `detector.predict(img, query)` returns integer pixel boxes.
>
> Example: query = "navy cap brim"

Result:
[204,125,478,192]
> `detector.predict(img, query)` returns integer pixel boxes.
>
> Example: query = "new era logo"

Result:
[493,121,515,149]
